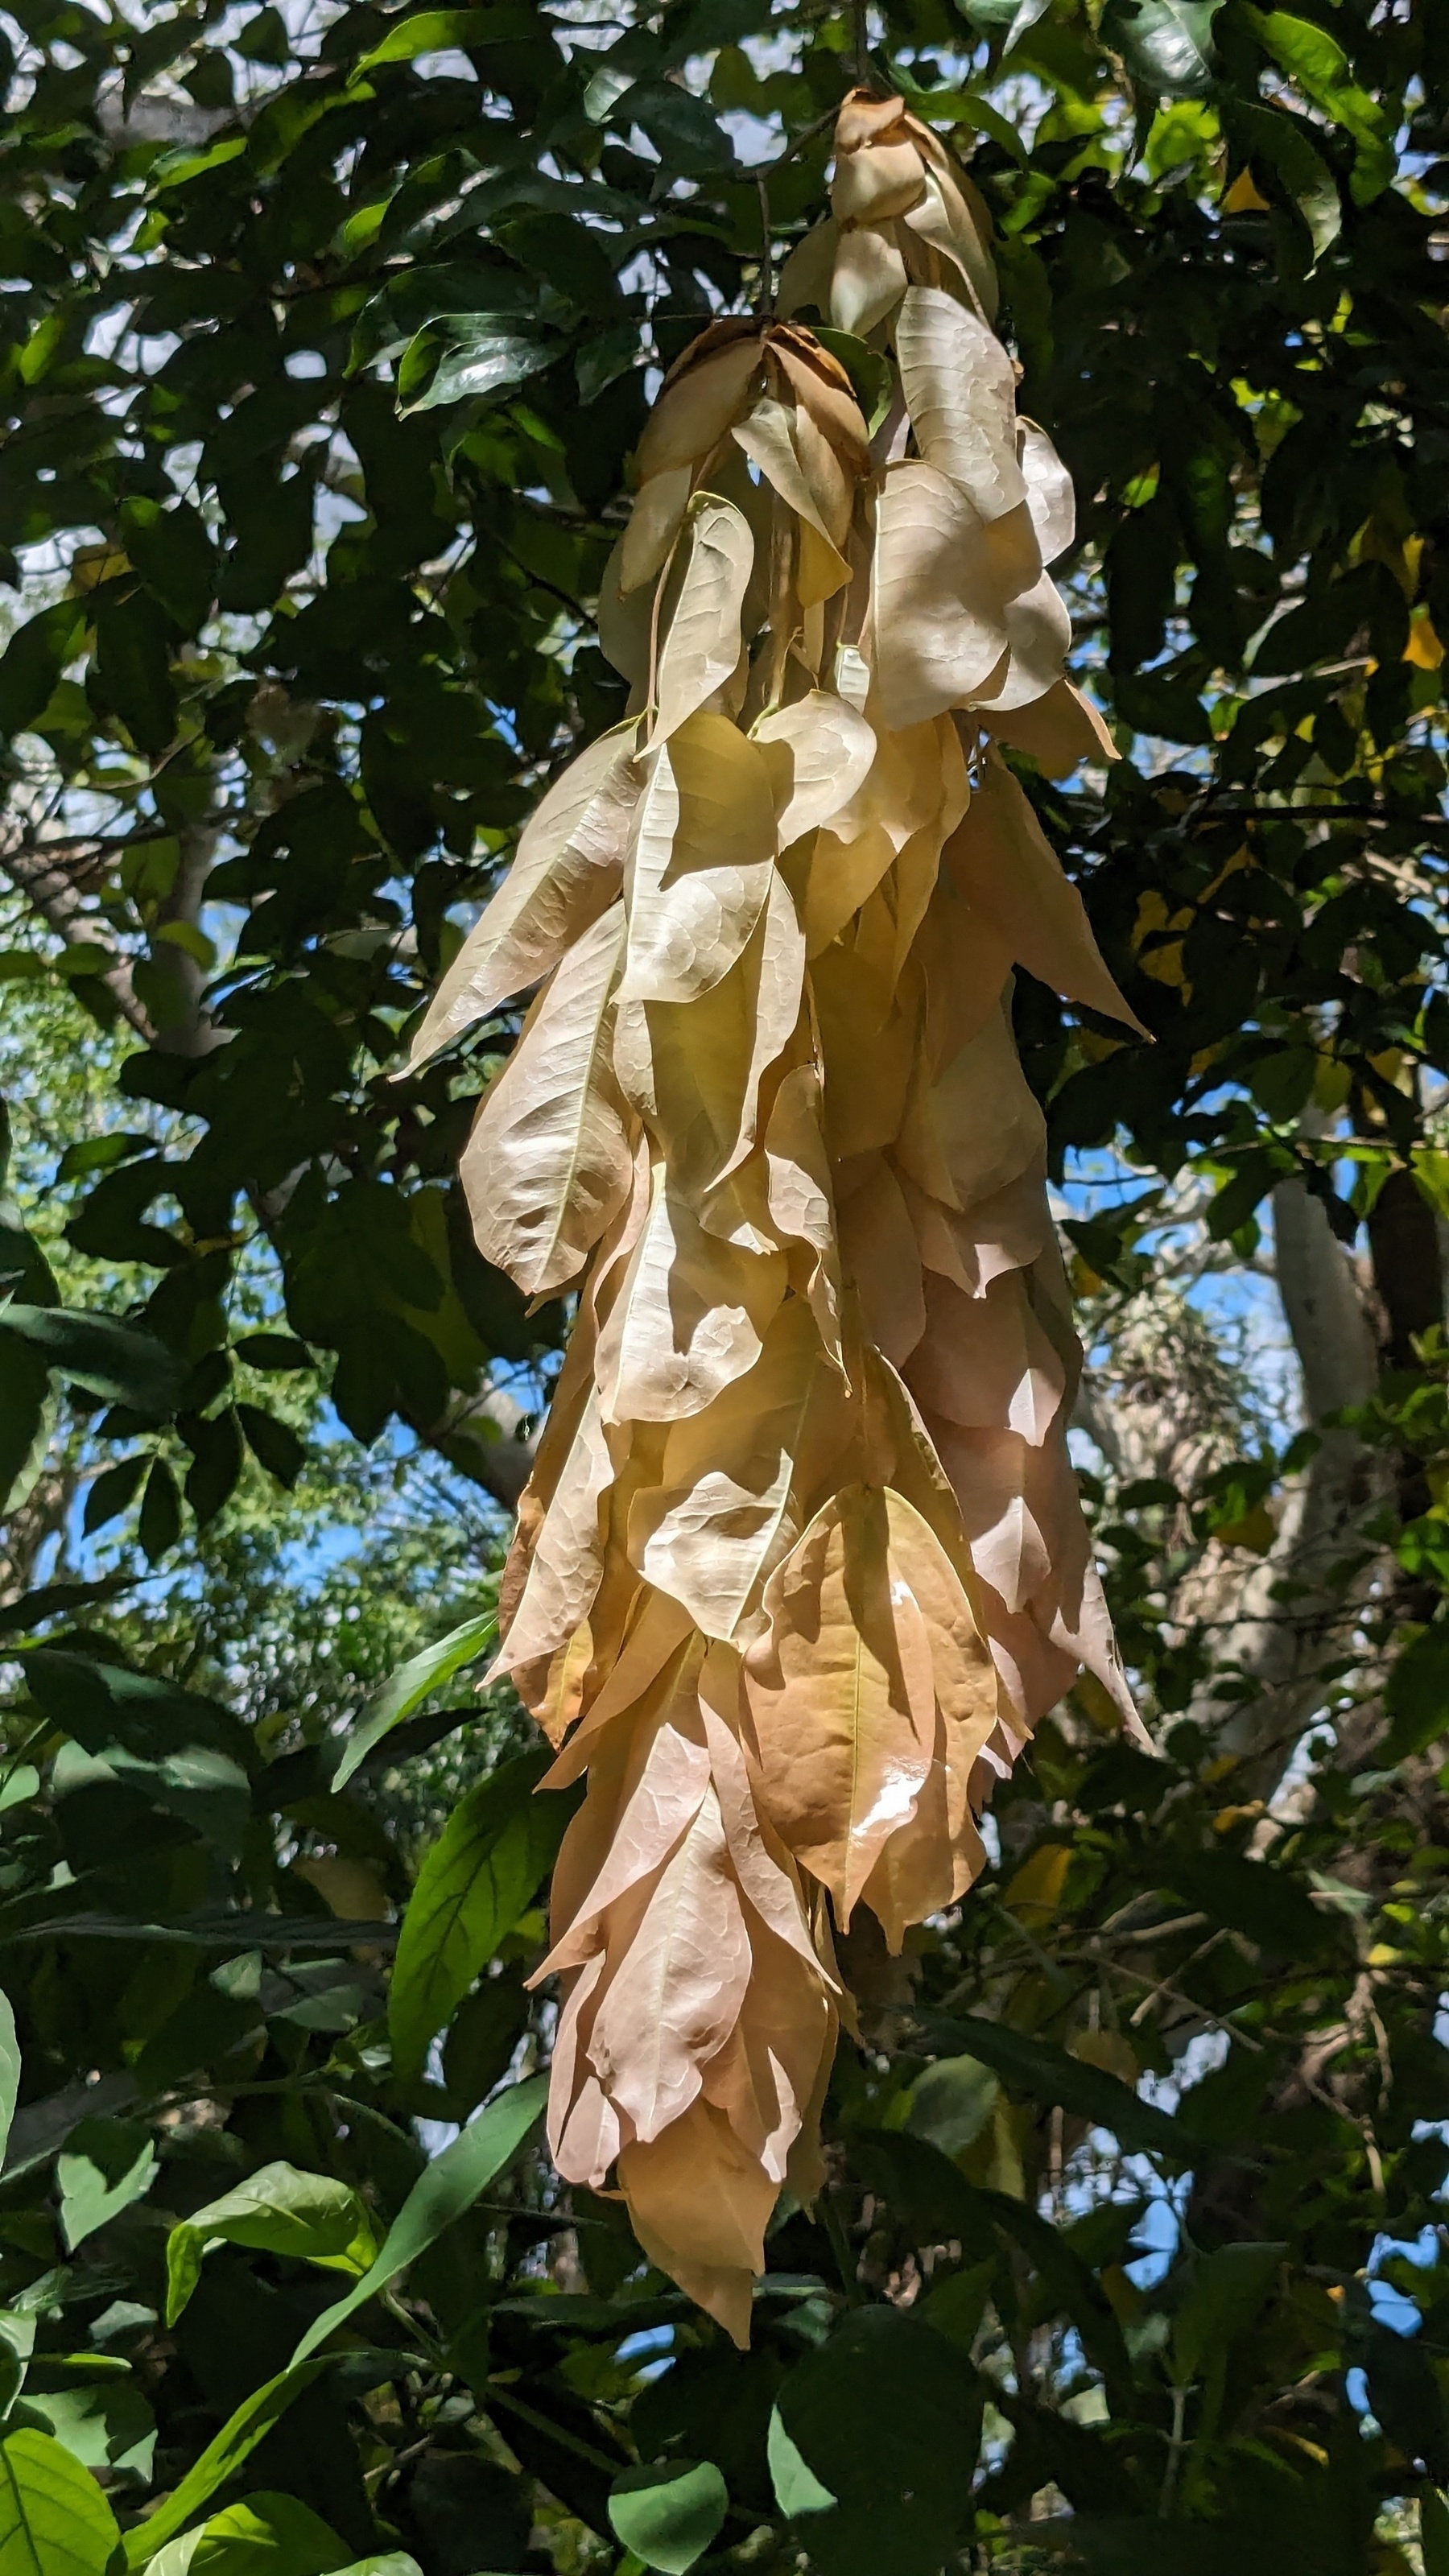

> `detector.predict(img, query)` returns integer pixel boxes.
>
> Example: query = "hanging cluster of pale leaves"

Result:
[409,89,1144,2345]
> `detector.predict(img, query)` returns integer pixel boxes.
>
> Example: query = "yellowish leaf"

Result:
[406,723,638,1069]
[653,494,755,741]
[870,461,1013,728]
[895,285,1026,521]
[621,710,777,1005]
[461,902,635,1298]
[753,689,877,848]
[630,1296,843,1639]
[943,756,1146,1031]
[1018,419,1075,566]
[595,1162,787,1423]
[894,993,1046,1213]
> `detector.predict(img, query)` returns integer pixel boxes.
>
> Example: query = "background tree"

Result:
[1,0,1448,2569]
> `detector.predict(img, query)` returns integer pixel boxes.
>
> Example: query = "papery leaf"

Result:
[753,691,876,847]
[620,712,778,1006]
[615,872,806,1204]
[406,724,639,1069]
[946,759,1144,1030]
[653,497,754,741]
[632,1298,840,1639]
[894,287,1026,521]
[870,463,1013,729]
[595,1166,787,1423]
[461,902,635,1298]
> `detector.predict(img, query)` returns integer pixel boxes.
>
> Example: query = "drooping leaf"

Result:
[333,1608,498,1789]
[607,2461,729,2574]
[290,2073,547,2364]
[165,2164,378,2325]
[0,1305,185,1413]
[388,1747,574,2078]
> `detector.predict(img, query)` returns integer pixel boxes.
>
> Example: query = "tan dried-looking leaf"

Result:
[907,1265,1066,1445]
[836,1152,925,1367]
[895,286,1026,521]
[753,690,876,847]
[615,869,805,1203]
[653,496,755,742]
[944,755,1146,1031]
[461,901,634,1298]
[743,1482,935,1923]
[407,724,638,1069]
[976,676,1119,777]
[731,395,851,605]
[894,990,1046,1212]
[629,1296,838,1639]
[621,711,777,1007]
[870,461,1012,728]
[830,221,909,336]
[636,331,764,483]
[618,2095,776,2347]
[1019,418,1075,564]
[589,1784,753,2145]
[619,464,693,599]
[595,1162,787,1424]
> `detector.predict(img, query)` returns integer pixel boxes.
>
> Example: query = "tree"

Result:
[0,0,1447,2568]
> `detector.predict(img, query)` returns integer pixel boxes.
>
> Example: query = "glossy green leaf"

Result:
[1100,0,1220,94]
[398,317,559,414]
[771,2310,980,2576]
[120,2361,334,2569]
[56,2115,157,2251]
[1422,2488,1449,2576]
[0,1305,184,1414]
[350,7,538,75]
[0,1990,17,2171]
[608,2461,729,2574]
[0,2428,120,2576]
[290,2072,547,2364]
[914,2015,1191,2159]
[147,2492,347,2574]
[165,2162,377,2325]
[333,1608,497,1788]
[388,1747,572,2078]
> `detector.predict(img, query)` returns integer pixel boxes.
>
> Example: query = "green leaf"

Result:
[608,2461,729,2574]
[0,602,86,741]
[82,1454,147,1536]
[0,2428,121,2576]
[766,2407,836,2516]
[333,1608,497,1788]
[0,1336,49,1516]
[902,2052,999,2156]
[956,0,1051,47]
[138,1455,182,1564]
[1231,100,1341,264]
[350,7,538,76]
[165,2161,377,2326]
[1383,1623,1449,1762]
[1170,2240,1286,2385]
[1101,0,1220,94]
[118,497,216,634]
[915,2016,1192,2160]
[0,1305,185,1414]
[56,2116,158,2252]
[388,1748,572,2079]
[11,2379,155,2485]
[148,2492,348,2574]
[0,1989,16,2169]
[397,317,559,415]
[120,2361,334,2568]
[771,2309,980,2576]
[290,2072,547,2365]
[236,1402,306,1488]
[1422,2489,1449,2576]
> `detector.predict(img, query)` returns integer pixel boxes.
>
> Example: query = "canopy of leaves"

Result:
[2,0,1449,2568]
